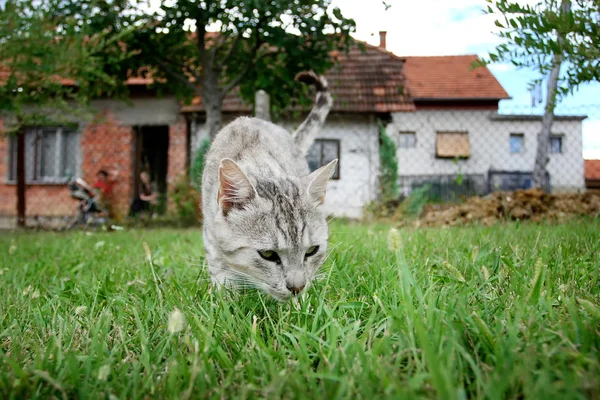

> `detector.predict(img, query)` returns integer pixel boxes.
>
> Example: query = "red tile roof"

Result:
[585,159,600,180]
[182,41,415,113]
[402,55,510,100]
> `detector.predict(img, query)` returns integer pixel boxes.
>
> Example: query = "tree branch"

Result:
[221,29,272,96]
[196,16,207,66]
[152,56,201,95]
[220,47,279,96]
[183,64,204,88]
[208,28,228,67]
[148,49,203,90]
[218,30,242,67]
[221,70,246,96]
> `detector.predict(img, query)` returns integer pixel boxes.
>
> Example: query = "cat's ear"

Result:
[305,159,338,206]
[217,158,257,215]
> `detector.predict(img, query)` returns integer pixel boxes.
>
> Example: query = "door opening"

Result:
[133,125,169,215]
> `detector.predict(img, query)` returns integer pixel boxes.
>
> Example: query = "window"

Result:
[306,139,340,179]
[8,127,79,183]
[397,131,416,148]
[510,133,524,154]
[435,131,470,158]
[549,135,563,154]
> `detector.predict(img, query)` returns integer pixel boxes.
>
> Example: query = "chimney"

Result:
[379,31,387,50]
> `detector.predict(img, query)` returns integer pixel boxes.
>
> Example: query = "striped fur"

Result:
[292,71,333,155]
[201,74,335,301]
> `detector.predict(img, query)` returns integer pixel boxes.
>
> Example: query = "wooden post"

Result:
[255,90,271,121]
[16,128,26,227]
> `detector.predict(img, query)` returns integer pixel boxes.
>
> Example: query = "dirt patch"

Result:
[394,188,600,227]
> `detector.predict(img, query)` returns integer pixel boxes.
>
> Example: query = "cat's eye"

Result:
[305,246,319,258]
[258,250,281,263]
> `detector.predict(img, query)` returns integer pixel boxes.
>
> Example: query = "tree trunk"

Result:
[204,99,223,142]
[16,127,26,227]
[531,0,570,190]
[202,70,224,142]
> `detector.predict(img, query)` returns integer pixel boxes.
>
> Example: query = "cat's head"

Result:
[211,158,337,300]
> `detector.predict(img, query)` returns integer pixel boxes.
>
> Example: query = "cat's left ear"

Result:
[305,159,338,206]
[217,158,257,215]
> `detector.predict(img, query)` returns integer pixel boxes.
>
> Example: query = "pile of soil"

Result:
[402,188,600,227]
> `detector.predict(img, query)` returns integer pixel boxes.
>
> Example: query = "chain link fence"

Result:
[0,104,598,228]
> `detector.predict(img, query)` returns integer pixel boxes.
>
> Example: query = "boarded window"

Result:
[397,131,416,148]
[435,132,470,158]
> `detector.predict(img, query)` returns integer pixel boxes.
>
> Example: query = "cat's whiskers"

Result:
[212,264,275,289]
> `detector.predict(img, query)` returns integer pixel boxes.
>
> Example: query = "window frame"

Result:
[397,131,417,149]
[549,135,564,154]
[6,126,80,184]
[509,133,525,154]
[307,138,341,180]
[435,131,471,159]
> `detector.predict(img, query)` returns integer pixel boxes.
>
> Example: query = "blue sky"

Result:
[331,0,600,158]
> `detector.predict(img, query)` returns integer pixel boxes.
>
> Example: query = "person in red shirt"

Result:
[92,168,119,218]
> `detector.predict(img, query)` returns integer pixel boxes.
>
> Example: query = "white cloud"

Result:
[331,0,503,56]
[488,63,517,73]
[583,120,600,159]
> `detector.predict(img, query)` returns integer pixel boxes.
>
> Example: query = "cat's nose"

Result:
[286,283,305,296]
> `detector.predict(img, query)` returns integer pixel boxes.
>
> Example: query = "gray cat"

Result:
[201,72,336,301]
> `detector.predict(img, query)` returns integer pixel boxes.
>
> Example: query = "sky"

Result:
[330,0,600,159]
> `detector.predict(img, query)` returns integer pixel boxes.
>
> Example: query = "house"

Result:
[184,34,414,219]
[585,159,600,189]
[0,32,588,225]
[0,92,189,226]
[0,34,415,224]
[389,54,586,200]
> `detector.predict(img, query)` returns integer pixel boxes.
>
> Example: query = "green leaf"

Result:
[526,258,546,305]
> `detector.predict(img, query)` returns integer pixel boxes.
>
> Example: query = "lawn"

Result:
[0,219,599,399]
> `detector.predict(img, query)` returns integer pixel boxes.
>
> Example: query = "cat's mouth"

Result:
[248,282,302,302]
[224,266,309,301]
[267,283,311,301]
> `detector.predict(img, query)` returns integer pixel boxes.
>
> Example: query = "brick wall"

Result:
[80,111,134,220]
[0,120,15,216]
[166,116,189,213]
[1,109,191,222]
[0,112,136,221]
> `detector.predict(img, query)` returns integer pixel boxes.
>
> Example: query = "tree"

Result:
[0,0,133,226]
[122,0,356,142]
[475,0,600,188]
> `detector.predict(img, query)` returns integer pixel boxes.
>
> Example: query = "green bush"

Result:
[405,183,432,218]
[170,175,202,225]
[190,139,211,188]
[377,119,399,203]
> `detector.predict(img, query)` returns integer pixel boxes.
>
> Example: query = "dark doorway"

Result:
[133,125,169,215]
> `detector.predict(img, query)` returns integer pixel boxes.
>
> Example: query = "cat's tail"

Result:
[292,71,333,155]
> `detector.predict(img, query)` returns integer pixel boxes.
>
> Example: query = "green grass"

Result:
[1,219,599,399]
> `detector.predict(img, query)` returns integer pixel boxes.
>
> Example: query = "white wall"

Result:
[390,110,585,193]
[91,97,181,126]
[192,114,380,219]
[305,115,380,219]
